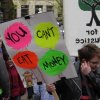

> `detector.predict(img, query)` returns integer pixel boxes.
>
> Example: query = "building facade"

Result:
[13,0,58,18]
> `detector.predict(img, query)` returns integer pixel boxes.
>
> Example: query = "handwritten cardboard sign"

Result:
[13,51,38,69]
[0,12,77,84]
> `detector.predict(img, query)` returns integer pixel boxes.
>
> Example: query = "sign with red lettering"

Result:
[13,51,38,69]
[4,22,32,50]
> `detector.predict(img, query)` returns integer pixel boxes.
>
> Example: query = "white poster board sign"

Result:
[0,12,77,85]
[64,0,100,56]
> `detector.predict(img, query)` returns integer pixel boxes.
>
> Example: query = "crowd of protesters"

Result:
[0,34,100,100]
[0,36,54,100]
[47,44,100,100]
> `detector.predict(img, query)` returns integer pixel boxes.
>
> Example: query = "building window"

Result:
[35,5,43,14]
[0,11,3,23]
[46,5,53,12]
[21,5,29,17]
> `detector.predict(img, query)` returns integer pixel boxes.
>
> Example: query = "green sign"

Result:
[0,88,3,95]
[34,22,60,48]
[79,0,100,11]
[39,50,69,76]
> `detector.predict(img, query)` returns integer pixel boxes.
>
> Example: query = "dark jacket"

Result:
[75,61,100,100]
[54,77,81,100]
[6,63,26,97]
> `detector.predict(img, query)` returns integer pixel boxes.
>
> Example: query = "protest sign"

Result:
[0,12,77,84]
[63,0,100,56]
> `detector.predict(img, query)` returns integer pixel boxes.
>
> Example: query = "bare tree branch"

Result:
[82,0,92,7]
[93,0,100,5]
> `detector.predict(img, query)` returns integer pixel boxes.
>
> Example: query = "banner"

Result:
[64,0,100,56]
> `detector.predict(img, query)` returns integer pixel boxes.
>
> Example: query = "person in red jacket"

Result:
[0,36,10,100]
[5,57,26,100]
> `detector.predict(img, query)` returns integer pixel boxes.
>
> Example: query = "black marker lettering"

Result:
[6,32,15,43]
[37,30,42,38]
[19,26,27,36]
[17,57,23,64]
[24,54,32,64]
[11,33,20,42]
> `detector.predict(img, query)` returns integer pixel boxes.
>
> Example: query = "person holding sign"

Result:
[23,71,34,100]
[33,82,54,100]
[75,44,100,100]
[47,77,81,100]
[5,57,26,100]
[0,36,10,100]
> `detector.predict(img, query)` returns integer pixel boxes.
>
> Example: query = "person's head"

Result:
[78,44,100,70]
[6,57,14,67]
